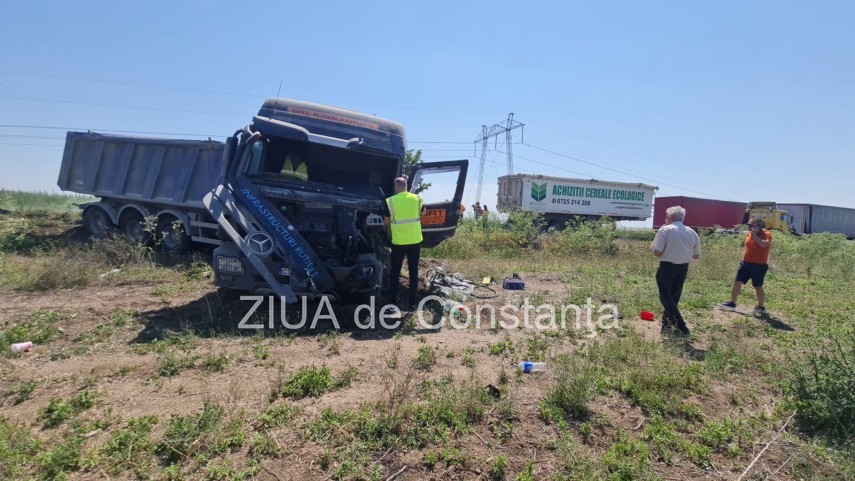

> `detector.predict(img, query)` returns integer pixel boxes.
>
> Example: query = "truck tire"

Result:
[82,206,114,238]
[157,214,190,254]
[119,211,151,245]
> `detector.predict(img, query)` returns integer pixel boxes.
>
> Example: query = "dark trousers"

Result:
[390,243,421,307]
[655,261,690,334]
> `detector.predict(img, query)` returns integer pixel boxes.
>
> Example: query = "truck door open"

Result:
[409,160,468,248]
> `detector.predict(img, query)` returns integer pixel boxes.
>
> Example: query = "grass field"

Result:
[1,201,854,481]
[0,190,95,215]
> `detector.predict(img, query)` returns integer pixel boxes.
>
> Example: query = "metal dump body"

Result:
[58,131,225,208]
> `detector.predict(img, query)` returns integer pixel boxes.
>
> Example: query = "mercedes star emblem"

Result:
[246,232,274,256]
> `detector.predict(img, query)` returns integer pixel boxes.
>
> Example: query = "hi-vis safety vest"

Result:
[387,192,424,245]
[279,156,308,181]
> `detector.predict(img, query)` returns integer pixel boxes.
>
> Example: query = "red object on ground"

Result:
[653,196,747,230]
[640,311,655,321]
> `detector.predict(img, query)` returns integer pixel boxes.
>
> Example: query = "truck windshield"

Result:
[242,136,400,198]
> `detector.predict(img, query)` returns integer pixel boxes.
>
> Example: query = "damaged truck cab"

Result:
[205,99,468,303]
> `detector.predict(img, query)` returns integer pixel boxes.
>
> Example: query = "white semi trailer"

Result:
[497,174,657,228]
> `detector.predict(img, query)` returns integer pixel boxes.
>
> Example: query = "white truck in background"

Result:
[496,174,657,228]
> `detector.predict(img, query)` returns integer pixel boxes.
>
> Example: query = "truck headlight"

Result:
[216,256,245,275]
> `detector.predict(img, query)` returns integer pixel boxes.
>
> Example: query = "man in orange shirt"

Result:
[719,218,772,317]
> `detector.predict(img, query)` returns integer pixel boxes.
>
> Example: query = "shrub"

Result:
[37,391,97,429]
[277,366,357,399]
[540,353,600,423]
[1,310,66,353]
[413,345,438,371]
[785,327,855,444]
[0,217,34,253]
[156,402,244,465]
[0,419,40,479]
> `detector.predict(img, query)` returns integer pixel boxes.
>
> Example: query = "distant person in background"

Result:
[481,205,490,227]
[472,202,482,219]
[719,218,772,317]
[651,206,701,337]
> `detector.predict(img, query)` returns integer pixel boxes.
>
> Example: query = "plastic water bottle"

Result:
[516,361,546,373]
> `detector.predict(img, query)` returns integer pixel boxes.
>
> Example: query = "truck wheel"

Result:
[157,215,190,254]
[82,206,114,238]
[119,211,151,245]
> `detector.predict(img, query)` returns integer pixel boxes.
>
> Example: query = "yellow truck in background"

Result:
[745,201,855,238]
[744,201,792,232]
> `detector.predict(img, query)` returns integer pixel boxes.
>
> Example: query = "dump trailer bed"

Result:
[58,131,225,209]
[57,131,227,249]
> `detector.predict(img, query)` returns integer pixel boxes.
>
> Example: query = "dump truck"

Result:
[58,98,469,302]
[653,196,746,230]
[778,203,855,238]
[496,174,657,228]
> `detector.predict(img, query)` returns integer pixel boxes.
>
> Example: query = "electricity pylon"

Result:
[473,113,524,203]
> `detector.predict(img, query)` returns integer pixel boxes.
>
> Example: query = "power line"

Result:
[523,143,730,200]
[527,119,714,176]
[0,72,261,98]
[414,149,472,152]
[0,142,62,147]
[0,134,64,139]
[0,72,505,116]
[495,149,590,178]
[0,96,244,118]
[0,124,223,138]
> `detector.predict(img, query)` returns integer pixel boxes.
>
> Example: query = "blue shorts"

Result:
[735,261,768,287]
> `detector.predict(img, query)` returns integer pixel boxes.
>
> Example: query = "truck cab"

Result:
[205,99,468,303]
[745,201,792,232]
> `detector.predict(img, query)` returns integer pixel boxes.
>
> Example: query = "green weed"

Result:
[155,402,245,465]
[0,419,40,479]
[413,345,437,371]
[202,354,229,373]
[602,433,656,481]
[540,353,600,424]
[93,416,158,476]
[37,390,97,428]
[277,366,357,399]
[258,403,300,430]
[6,380,38,405]
[490,454,508,480]
[157,351,198,377]
[1,310,67,354]
[785,326,855,444]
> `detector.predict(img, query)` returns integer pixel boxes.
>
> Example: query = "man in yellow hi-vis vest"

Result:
[384,176,425,310]
[279,155,309,181]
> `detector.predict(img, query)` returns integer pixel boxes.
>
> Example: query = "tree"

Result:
[403,149,431,194]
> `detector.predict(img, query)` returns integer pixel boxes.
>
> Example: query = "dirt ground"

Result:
[0,258,818,480]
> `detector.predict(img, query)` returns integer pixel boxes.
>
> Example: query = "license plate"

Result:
[421,208,446,226]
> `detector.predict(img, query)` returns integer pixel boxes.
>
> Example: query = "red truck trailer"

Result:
[653,196,746,230]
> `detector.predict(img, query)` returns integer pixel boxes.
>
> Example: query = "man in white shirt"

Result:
[651,206,701,337]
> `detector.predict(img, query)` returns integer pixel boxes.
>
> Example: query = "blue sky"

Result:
[2,0,854,219]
